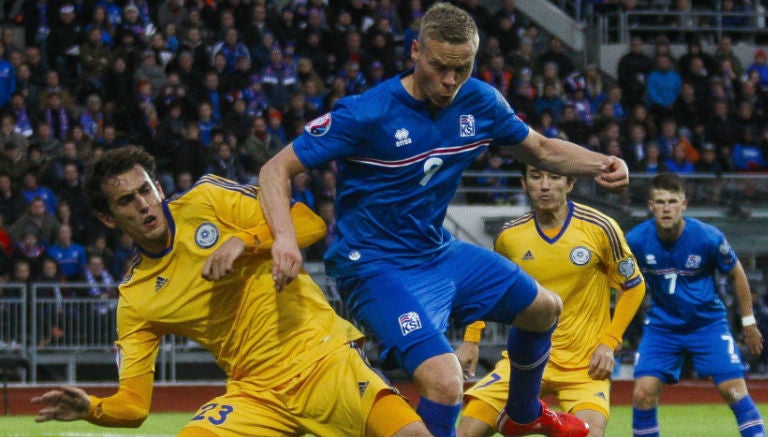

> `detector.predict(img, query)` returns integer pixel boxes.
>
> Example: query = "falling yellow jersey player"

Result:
[458,167,645,437]
[31,147,430,437]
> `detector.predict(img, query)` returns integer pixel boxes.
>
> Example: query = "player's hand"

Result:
[743,324,764,357]
[588,343,615,380]
[455,341,480,379]
[594,156,629,192]
[31,386,90,422]
[202,237,246,281]
[270,237,302,291]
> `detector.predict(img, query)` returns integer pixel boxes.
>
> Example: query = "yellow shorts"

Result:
[180,343,414,436]
[463,355,610,427]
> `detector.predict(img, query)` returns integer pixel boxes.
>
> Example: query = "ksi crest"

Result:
[399,311,422,336]
[459,114,475,137]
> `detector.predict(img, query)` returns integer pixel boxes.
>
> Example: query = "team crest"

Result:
[570,246,591,266]
[305,113,332,136]
[195,222,220,248]
[399,312,422,336]
[685,254,702,269]
[459,114,475,137]
[618,256,636,278]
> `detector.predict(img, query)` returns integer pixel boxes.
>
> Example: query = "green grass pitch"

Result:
[3,404,767,436]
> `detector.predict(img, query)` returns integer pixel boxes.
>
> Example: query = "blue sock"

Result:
[730,395,766,436]
[416,396,460,437]
[503,324,555,423]
[632,407,659,437]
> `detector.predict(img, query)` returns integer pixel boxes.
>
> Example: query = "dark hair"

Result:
[648,172,685,199]
[85,146,156,215]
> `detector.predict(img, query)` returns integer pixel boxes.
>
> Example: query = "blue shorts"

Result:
[336,239,538,375]
[634,319,746,385]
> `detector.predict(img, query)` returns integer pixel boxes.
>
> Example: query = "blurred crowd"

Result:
[0,0,761,287]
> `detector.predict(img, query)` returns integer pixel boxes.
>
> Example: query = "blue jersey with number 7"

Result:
[292,70,530,277]
[626,217,736,331]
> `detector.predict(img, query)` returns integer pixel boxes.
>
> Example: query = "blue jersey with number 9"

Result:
[292,70,530,277]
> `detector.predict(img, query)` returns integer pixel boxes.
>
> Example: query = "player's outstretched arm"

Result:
[514,130,630,192]
[259,144,310,291]
[31,373,153,428]
[32,386,90,422]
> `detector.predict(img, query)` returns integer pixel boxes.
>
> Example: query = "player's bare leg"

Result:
[574,409,607,437]
[716,377,766,436]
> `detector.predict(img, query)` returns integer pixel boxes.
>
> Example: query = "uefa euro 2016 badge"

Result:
[195,222,220,249]
[305,113,332,136]
[570,246,591,266]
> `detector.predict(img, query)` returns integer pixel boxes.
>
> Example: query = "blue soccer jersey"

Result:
[626,217,737,330]
[293,71,530,277]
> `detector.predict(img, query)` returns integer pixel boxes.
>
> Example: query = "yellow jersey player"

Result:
[457,166,646,437]
[31,147,432,437]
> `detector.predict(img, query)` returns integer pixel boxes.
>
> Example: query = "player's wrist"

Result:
[742,315,757,327]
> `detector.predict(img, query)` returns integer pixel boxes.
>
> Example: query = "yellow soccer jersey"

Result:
[495,202,644,369]
[114,175,362,388]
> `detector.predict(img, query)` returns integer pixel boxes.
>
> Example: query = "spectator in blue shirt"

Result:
[46,224,87,281]
[646,54,682,120]
[20,172,58,216]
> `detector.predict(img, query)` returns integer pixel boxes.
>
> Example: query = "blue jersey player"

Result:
[627,173,765,437]
[259,4,628,437]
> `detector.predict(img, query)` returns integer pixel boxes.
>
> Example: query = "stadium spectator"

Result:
[714,35,744,78]
[20,171,57,215]
[46,3,81,89]
[204,142,248,184]
[0,172,27,226]
[0,142,30,184]
[480,54,514,97]
[646,54,682,121]
[664,143,696,175]
[40,91,72,144]
[732,128,766,172]
[11,230,47,276]
[46,223,86,281]
[9,92,34,139]
[628,173,765,437]
[747,48,768,92]
[458,165,645,437]
[259,4,628,437]
[291,170,316,211]
[34,257,66,348]
[617,35,654,108]
[10,196,59,245]
[108,230,134,281]
[0,44,16,106]
[535,81,565,123]
[537,36,575,80]
[708,98,742,152]
[31,146,432,436]
[0,113,28,157]
[79,27,111,99]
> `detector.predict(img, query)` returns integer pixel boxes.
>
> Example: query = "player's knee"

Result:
[515,287,562,331]
[413,356,464,403]
[632,385,658,409]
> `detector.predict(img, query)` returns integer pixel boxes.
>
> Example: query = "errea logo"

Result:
[395,128,412,147]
